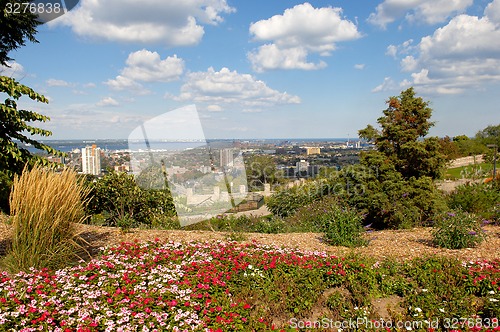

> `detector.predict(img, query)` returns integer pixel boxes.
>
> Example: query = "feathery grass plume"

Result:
[3,164,90,272]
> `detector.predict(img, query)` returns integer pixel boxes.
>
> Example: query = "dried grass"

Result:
[2,165,90,272]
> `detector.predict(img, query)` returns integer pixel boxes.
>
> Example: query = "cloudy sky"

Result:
[2,0,500,139]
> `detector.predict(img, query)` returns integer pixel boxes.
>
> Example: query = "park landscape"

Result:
[2,2,500,332]
[1,82,500,331]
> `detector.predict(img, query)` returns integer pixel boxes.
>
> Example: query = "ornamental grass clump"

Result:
[432,210,486,249]
[3,165,90,272]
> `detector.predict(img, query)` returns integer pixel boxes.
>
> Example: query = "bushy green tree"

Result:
[476,124,500,147]
[355,88,448,228]
[438,136,460,161]
[0,75,64,212]
[359,87,446,180]
[475,124,500,164]
[453,135,487,157]
[1,0,41,66]
[1,2,61,212]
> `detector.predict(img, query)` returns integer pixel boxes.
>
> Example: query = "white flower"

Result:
[489,290,496,295]
[248,265,253,270]
[421,289,428,292]
[439,308,445,313]
[415,307,422,312]
[489,298,499,302]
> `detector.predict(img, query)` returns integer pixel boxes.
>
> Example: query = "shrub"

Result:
[448,182,500,222]
[266,179,335,217]
[283,196,342,233]
[2,165,90,272]
[343,160,447,229]
[85,171,176,229]
[431,210,486,249]
[321,207,367,248]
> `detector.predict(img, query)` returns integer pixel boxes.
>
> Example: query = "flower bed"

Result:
[0,240,499,331]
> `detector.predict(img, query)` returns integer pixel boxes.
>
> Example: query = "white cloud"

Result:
[382,2,500,94]
[96,97,120,107]
[397,8,500,94]
[41,105,149,138]
[46,78,72,87]
[172,67,301,110]
[0,61,25,79]
[354,64,365,70]
[50,0,234,46]
[401,55,418,71]
[386,39,414,59]
[248,44,327,72]
[121,50,184,82]
[248,3,361,71]
[105,49,184,94]
[485,0,500,23]
[207,105,223,112]
[368,0,472,29]
[84,83,96,88]
[386,45,398,58]
[105,75,150,95]
[372,77,397,93]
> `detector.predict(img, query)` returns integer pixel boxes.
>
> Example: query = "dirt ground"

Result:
[1,214,499,263]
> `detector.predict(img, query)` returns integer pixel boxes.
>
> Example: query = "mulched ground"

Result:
[1,213,499,263]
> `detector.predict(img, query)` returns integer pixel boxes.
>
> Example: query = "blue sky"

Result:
[2,0,500,140]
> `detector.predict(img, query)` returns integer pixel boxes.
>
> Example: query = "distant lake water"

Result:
[20,138,350,154]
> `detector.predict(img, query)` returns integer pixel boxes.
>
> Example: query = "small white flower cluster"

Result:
[243,264,264,278]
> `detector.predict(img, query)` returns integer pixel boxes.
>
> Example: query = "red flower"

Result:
[243,303,251,309]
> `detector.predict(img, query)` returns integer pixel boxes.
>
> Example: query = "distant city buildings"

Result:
[296,160,309,176]
[220,148,234,168]
[305,147,321,155]
[81,144,101,175]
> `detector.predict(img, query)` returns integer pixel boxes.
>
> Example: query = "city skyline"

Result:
[2,0,500,140]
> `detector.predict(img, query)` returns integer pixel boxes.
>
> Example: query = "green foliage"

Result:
[438,136,461,161]
[403,257,479,324]
[342,154,447,229]
[183,214,280,233]
[2,165,89,272]
[283,196,340,232]
[0,171,12,212]
[244,154,283,191]
[321,207,367,248]
[359,87,446,180]
[432,210,487,249]
[0,1,41,66]
[475,124,500,147]
[0,76,64,211]
[447,182,500,222]
[454,135,488,157]
[86,171,176,230]
[266,179,336,217]
[353,88,451,228]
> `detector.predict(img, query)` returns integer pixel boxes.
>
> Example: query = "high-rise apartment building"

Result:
[219,148,234,168]
[82,144,101,175]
